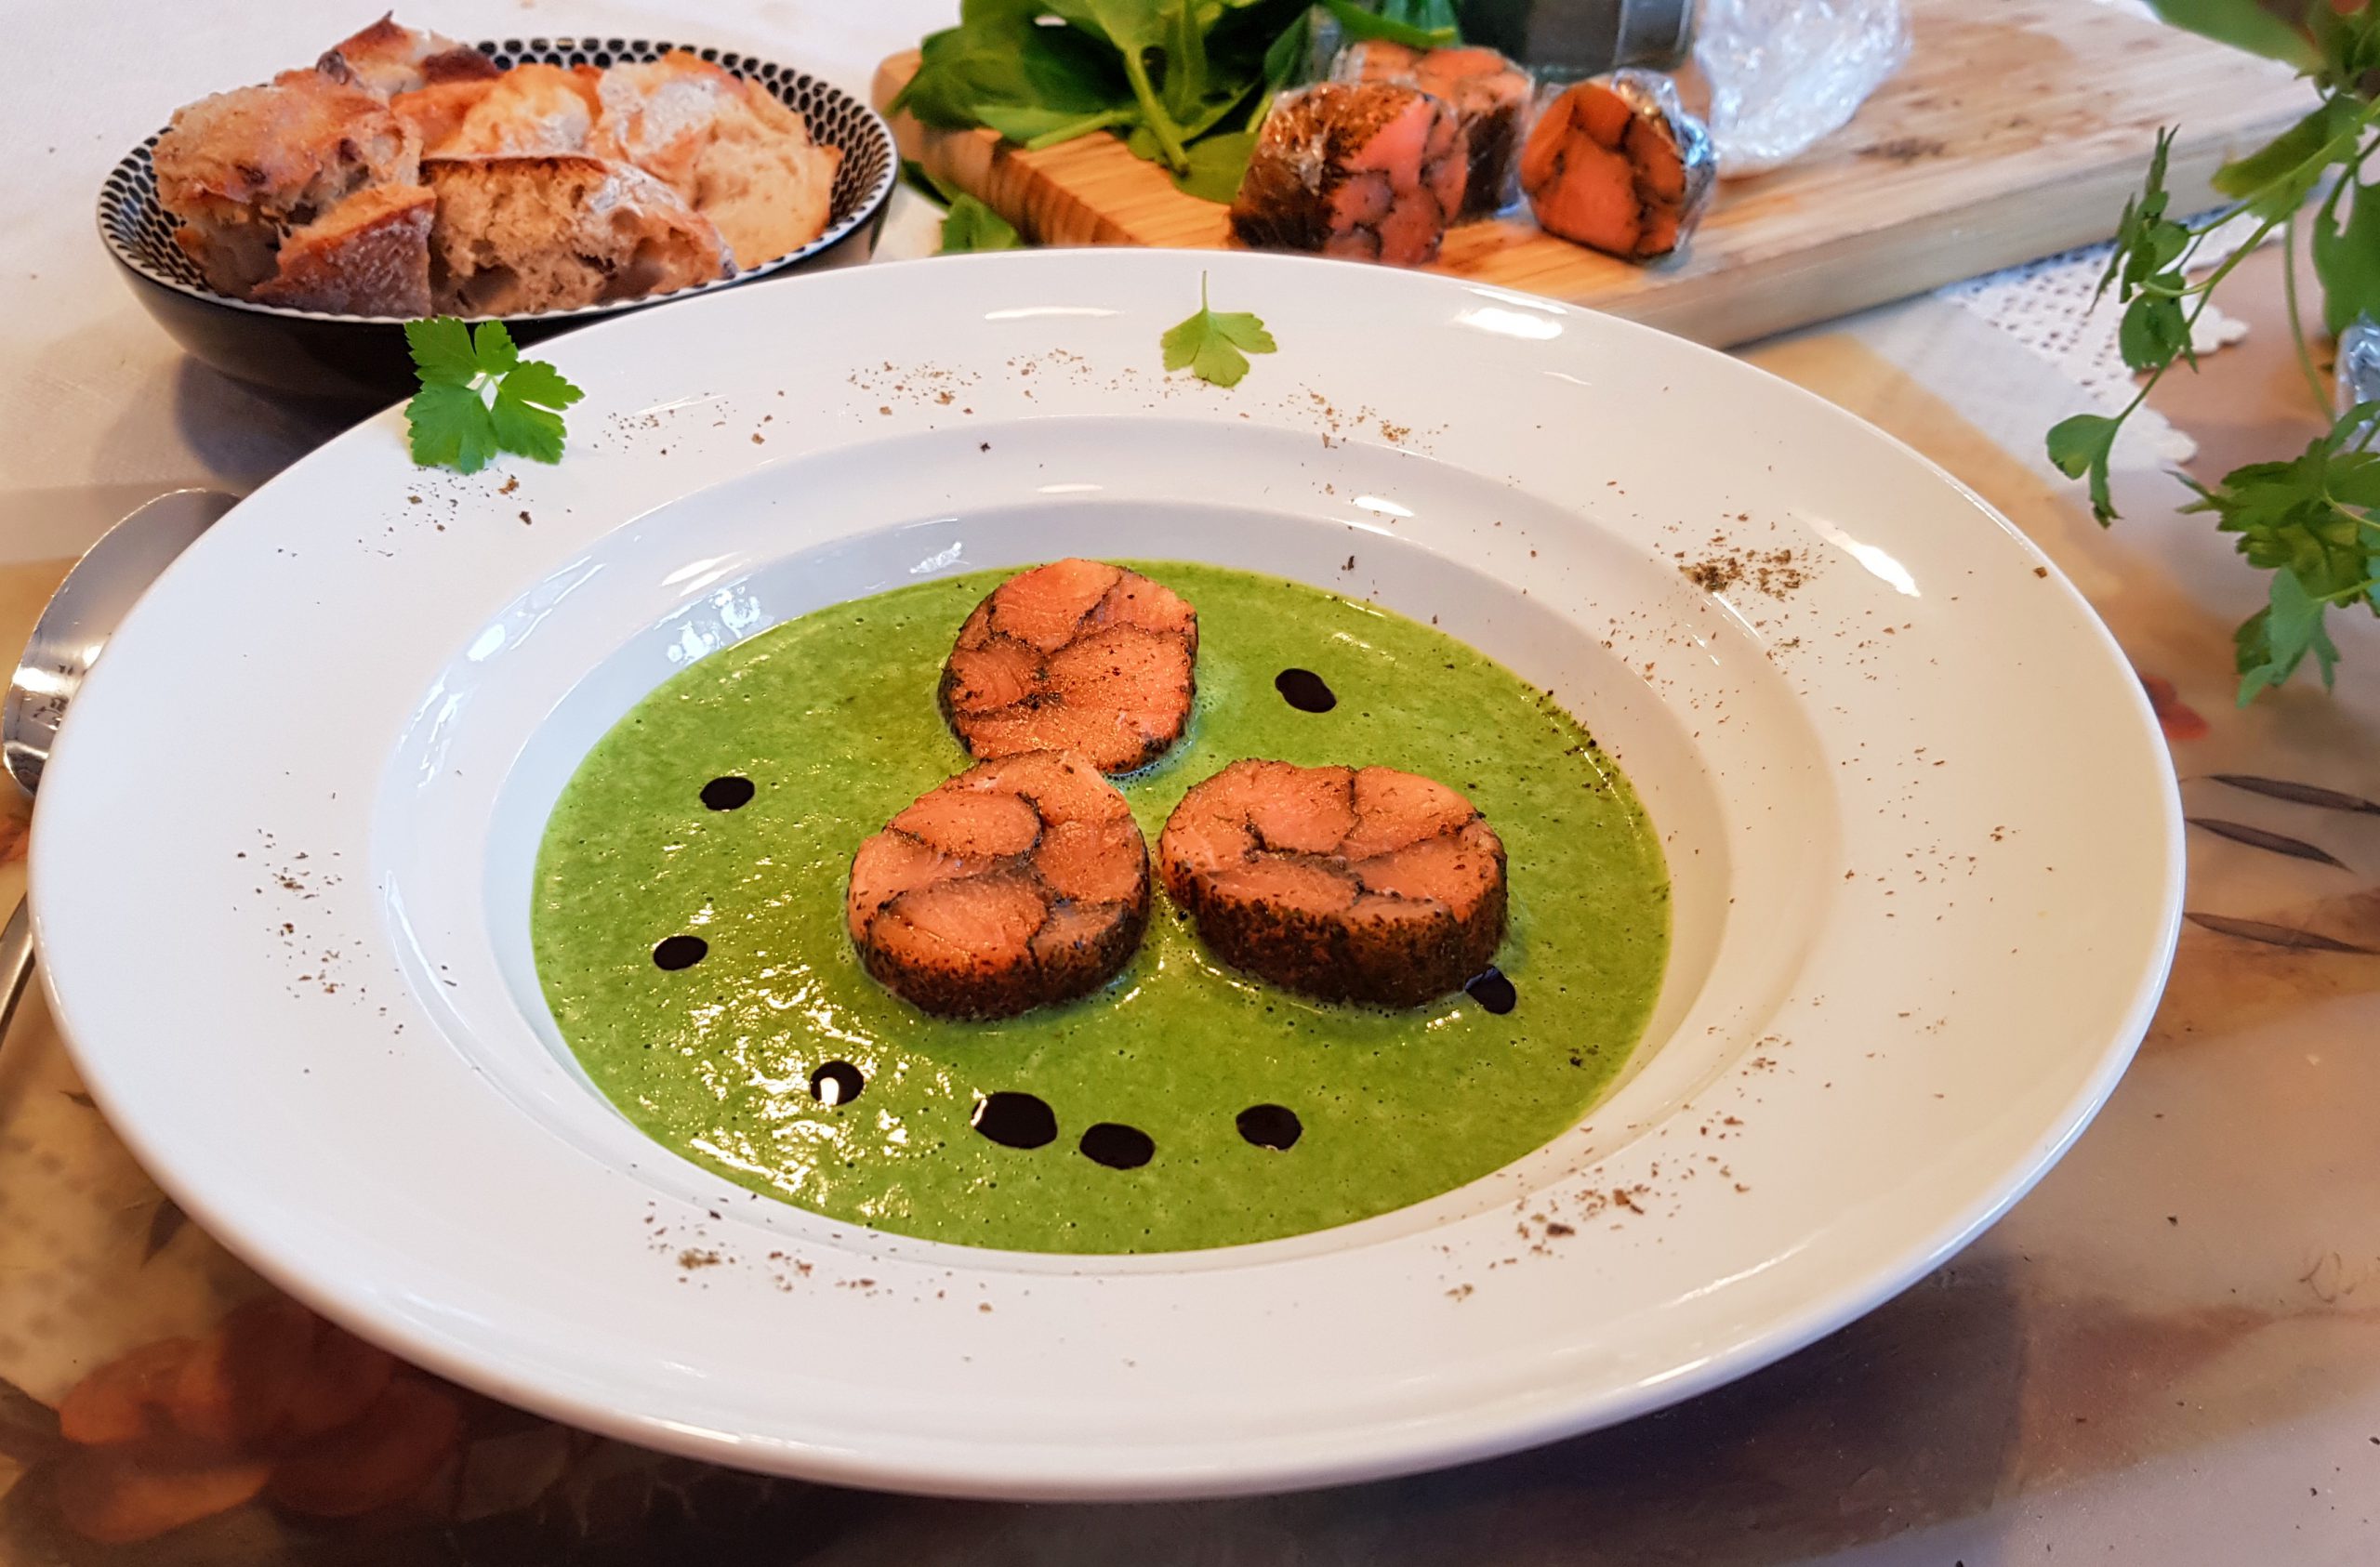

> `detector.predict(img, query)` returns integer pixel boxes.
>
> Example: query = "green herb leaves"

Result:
[2045,412,2122,522]
[403,319,584,474]
[904,159,1027,252]
[1161,272,1276,386]
[2184,411,2380,701]
[1317,0,1458,49]
[2046,8,2380,702]
[892,0,1324,204]
[2148,0,2322,73]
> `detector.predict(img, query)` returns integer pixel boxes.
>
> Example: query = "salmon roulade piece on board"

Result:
[1520,70,1715,260]
[847,752,1152,1020]
[1158,760,1507,1008]
[1334,40,1532,219]
[941,560,1199,777]
[1228,82,1469,266]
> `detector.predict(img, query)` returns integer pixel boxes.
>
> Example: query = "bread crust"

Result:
[251,183,434,315]
[423,153,729,313]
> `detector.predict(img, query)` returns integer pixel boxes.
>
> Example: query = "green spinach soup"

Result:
[532,561,1669,1253]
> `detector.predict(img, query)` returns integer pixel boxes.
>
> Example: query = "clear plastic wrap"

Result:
[1694,0,1911,178]
[1228,81,1469,266]
[1331,40,1535,220]
[1519,69,1714,260]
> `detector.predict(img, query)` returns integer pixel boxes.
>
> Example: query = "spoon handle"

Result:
[0,898,30,1044]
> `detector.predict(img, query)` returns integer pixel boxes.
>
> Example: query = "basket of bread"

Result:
[99,17,895,402]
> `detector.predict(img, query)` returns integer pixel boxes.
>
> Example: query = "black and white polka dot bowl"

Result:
[97,37,897,404]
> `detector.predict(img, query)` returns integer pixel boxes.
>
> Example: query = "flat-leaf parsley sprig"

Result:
[1161,272,1276,388]
[403,318,586,474]
[2047,0,2380,703]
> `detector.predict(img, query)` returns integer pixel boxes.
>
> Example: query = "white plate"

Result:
[33,249,2181,1500]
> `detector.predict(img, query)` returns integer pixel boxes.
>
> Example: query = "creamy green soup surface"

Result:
[533,561,1669,1254]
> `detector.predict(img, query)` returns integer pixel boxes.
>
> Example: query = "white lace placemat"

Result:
[1936,212,2268,462]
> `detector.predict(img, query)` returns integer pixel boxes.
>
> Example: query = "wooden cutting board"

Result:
[874,1,2311,347]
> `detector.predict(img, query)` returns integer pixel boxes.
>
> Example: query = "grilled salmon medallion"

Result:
[941,560,1198,777]
[1158,759,1506,1007]
[848,752,1151,1019]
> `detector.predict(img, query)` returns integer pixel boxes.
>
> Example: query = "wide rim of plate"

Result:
[32,248,2183,1499]
[96,36,897,325]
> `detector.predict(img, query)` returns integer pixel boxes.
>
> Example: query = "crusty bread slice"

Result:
[424,154,729,315]
[588,52,743,192]
[440,63,602,156]
[250,183,434,315]
[681,82,840,269]
[155,69,419,294]
[319,15,497,98]
[591,51,841,268]
[390,78,496,154]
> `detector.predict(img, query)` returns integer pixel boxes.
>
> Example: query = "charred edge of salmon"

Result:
[856,869,1151,1021]
[1165,859,1505,1008]
[1520,71,1714,260]
[1228,82,1469,264]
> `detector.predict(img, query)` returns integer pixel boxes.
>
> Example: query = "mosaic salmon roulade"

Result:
[940,559,1199,776]
[1228,81,1470,267]
[1520,69,1715,260]
[847,751,1152,1019]
[1158,759,1507,1007]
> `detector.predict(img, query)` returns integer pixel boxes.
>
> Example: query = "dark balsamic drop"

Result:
[1464,967,1517,1014]
[700,775,756,811]
[1078,1122,1155,1169]
[972,1091,1057,1150]
[1274,667,1337,713]
[809,1060,864,1106]
[1236,1103,1302,1150]
[652,935,708,971]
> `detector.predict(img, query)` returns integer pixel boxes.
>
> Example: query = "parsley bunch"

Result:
[403,318,586,474]
[2050,0,2380,703]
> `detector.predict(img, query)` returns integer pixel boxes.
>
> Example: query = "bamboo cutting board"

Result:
[874,0,2311,347]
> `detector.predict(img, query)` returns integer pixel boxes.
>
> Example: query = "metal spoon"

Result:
[0,489,237,1039]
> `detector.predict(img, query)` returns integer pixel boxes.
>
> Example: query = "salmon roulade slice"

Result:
[1158,760,1507,1008]
[1228,82,1470,267]
[1336,41,1533,220]
[848,752,1152,1019]
[1520,70,1715,260]
[941,560,1198,776]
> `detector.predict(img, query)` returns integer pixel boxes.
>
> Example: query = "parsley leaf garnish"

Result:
[403,318,585,474]
[1160,272,1276,388]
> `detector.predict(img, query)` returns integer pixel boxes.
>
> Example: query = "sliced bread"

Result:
[439,63,602,156]
[250,183,435,315]
[154,69,419,295]
[591,51,840,268]
[318,16,497,98]
[423,154,729,314]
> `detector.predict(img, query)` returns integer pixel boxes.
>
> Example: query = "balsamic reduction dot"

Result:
[700,774,756,811]
[809,1060,864,1106]
[971,1091,1056,1150]
[1236,1103,1302,1150]
[1464,967,1517,1014]
[652,935,708,971]
[1275,667,1337,713]
[1078,1122,1155,1169]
